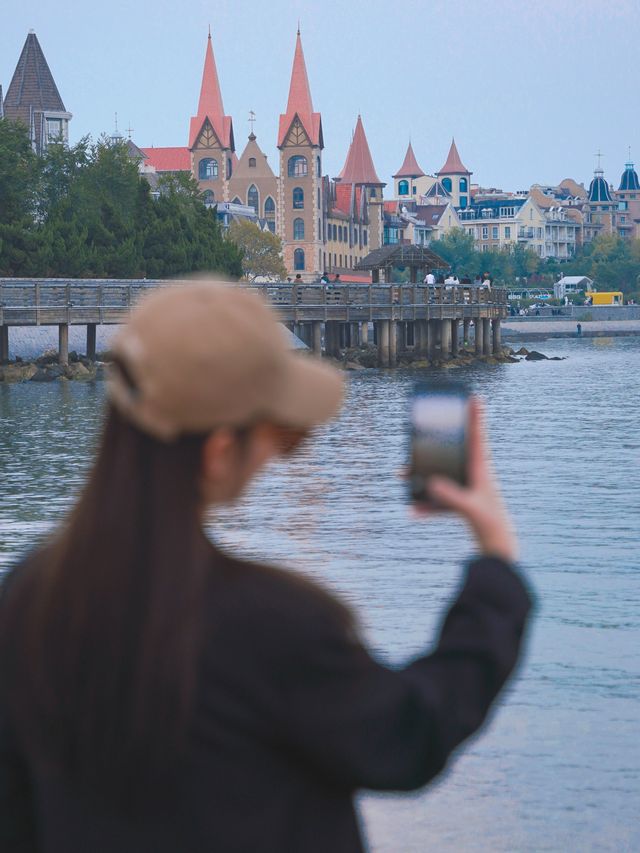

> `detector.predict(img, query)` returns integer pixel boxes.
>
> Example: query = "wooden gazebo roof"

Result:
[354,244,448,273]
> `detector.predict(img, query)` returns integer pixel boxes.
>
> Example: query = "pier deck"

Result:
[0,279,508,366]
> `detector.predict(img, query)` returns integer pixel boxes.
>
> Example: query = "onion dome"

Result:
[588,169,612,203]
[619,161,640,192]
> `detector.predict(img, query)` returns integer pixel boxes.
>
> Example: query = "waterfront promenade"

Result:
[0,279,508,367]
[502,318,640,339]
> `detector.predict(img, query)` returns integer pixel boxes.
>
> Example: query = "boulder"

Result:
[525,350,548,361]
[30,367,57,382]
[67,362,91,379]
[515,347,530,356]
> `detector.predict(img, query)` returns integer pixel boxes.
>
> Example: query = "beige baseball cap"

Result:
[107,280,344,441]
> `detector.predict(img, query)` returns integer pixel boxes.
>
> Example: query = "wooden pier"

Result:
[0,278,508,367]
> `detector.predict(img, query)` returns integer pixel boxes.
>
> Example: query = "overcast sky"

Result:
[3,0,639,194]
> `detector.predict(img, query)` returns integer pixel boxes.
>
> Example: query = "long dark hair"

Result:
[0,405,211,800]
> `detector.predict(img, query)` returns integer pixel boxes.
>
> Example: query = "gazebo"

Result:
[354,244,449,283]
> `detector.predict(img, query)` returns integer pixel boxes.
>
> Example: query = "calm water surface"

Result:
[1,336,639,852]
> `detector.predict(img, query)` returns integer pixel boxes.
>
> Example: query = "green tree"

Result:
[0,124,242,280]
[433,227,477,275]
[227,219,287,281]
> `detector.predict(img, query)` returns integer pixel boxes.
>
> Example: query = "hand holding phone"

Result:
[409,388,518,564]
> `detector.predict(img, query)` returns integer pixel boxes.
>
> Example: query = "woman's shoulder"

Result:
[209,547,355,639]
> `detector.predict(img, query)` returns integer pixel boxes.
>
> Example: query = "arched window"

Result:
[459,177,468,192]
[332,224,337,241]
[265,196,275,219]
[198,158,218,179]
[203,190,215,207]
[318,218,322,239]
[338,225,343,242]
[249,157,256,167]
[317,188,321,208]
[294,248,305,270]
[288,155,308,177]
[442,177,452,192]
[227,158,232,178]
[293,187,304,209]
[247,185,259,213]
[363,229,368,246]
[316,156,321,177]
[293,218,305,240]
[398,179,409,195]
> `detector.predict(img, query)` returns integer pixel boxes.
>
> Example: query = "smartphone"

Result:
[409,383,470,506]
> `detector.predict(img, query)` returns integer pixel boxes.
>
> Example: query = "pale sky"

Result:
[3,0,639,195]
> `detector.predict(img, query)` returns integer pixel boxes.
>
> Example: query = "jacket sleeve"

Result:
[0,712,38,852]
[275,556,533,792]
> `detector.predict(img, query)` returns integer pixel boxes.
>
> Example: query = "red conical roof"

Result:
[189,33,234,150]
[393,142,425,178]
[278,31,322,148]
[436,138,470,176]
[337,115,384,185]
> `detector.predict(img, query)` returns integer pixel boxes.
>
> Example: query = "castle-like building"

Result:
[141,31,385,280]
[4,28,640,274]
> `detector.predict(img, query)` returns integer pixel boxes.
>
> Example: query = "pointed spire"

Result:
[437,138,471,176]
[278,30,322,148]
[5,31,67,113]
[4,31,71,154]
[189,31,234,150]
[393,142,425,178]
[337,115,383,185]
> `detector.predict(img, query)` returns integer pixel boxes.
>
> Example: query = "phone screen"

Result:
[409,386,469,505]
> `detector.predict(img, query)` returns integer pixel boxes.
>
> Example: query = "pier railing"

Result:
[0,279,508,326]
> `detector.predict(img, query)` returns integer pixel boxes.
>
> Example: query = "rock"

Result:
[525,351,548,361]
[30,367,57,382]
[505,356,520,363]
[35,349,59,366]
[69,350,80,363]
[67,362,91,379]
[515,347,530,355]
[549,356,566,361]
[1,363,37,382]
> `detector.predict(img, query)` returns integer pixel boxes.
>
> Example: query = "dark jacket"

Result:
[0,551,531,852]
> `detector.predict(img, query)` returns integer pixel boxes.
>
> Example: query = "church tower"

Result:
[277,30,324,278]
[3,31,72,155]
[336,115,385,251]
[189,32,235,205]
[436,138,472,208]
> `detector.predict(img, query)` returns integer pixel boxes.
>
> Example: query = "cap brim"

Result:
[266,355,345,429]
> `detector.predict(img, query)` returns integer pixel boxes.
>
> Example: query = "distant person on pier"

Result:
[0,281,532,853]
[423,270,435,285]
[482,273,492,290]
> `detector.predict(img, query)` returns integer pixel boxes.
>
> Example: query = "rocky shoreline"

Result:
[0,351,108,383]
[0,346,562,383]
[334,344,563,370]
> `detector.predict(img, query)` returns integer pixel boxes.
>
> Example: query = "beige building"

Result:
[229,133,278,232]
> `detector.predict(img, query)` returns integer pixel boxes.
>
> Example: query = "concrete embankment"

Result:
[502,319,640,340]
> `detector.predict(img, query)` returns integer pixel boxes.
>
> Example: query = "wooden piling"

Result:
[0,326,8,362]
[58,324,69,365]
[86,323,97,361]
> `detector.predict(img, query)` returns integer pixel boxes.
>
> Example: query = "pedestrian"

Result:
[577,322,582,336]
[0,281,531,852]
[482,273,492,291]
[295,273,303,282]
[423,271,435,285]
[320,272,329,284]
[334,273,341,284]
